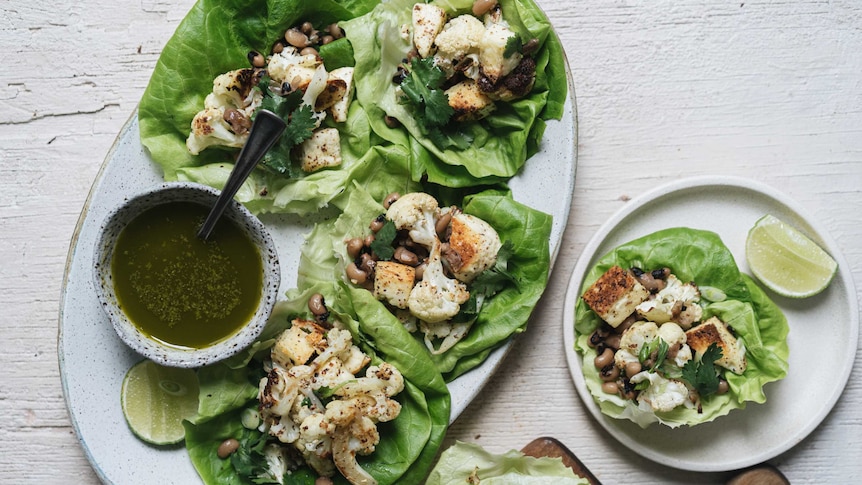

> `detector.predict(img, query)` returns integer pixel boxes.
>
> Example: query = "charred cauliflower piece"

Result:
[258,322,404,485]
[478,16,522,85]
[207,68,262,114]
[408,241,470,323]
[186,108,248,155]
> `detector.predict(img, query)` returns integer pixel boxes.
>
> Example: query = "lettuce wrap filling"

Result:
[183,284,450,484]
[574,228,789,428]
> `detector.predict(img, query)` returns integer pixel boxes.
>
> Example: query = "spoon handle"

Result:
[197,109,286,240]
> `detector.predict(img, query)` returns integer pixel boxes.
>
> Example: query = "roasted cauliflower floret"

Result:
[408,241,470,323]
[636,275,703,327]
[385,192,440,248]
[259,322,403,485]
[614,320,659,368]
[433,14,485,75]
[631,372,691,413]
[206,68,262,114]
[445,212,502,282]
[479,18,522,84]
[185,107,248,155]
[267,47,322,90]
[373,261,416,309]
[411,3,447,58]
[299,127,342,173]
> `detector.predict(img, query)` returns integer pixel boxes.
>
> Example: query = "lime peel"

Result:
[121,359,200,445]
[745,214,838,298]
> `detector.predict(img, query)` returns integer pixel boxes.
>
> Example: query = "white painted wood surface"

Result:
[1,0,859,483]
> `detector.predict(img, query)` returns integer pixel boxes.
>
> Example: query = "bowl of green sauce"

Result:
[93,182,280,367]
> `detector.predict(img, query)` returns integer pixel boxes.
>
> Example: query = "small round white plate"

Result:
[562,175,858,472]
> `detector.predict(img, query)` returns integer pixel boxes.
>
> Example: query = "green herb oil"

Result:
[111,202,262,349]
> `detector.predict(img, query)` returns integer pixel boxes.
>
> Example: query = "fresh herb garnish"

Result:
[369,219,397,260]
[454,241,518,323]
[398,57,472,150]
[504,35,522,58]
[256,74,318,175]
[638,338,669,372]
[399,57,453,127]
[681,343,723,396]
[230,429,278,483]
[471,240,518,296]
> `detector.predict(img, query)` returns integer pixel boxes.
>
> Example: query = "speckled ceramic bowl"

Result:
[92,182,280,368]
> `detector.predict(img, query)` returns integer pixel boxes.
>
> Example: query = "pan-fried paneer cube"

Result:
[445,212,502,282]
[412,4,447,58]
[444,80,495,121]
[272,319,328,368]
[373,261,416,309]
[582,266,650,328]
[685,316,747,374]
[299,128,342,173]
[327,67,354,122]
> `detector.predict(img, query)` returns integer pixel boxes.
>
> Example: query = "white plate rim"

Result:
[562,174,859,472]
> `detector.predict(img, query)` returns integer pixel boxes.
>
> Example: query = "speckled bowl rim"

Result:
[92,181,280,368]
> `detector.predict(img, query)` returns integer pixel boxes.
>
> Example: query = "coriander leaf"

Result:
[256,76,318,175]
[427,127,473,151]
[282,104,317,146]
[681,343,723,396]
[369,219,396,260]
[230,429,275,483]
[398,57,453,130]
[504,35,523,58]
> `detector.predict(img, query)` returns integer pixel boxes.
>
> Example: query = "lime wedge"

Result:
[120,359,199,445]
[745,214,838,298]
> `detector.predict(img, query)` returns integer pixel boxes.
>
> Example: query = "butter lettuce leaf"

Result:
[341,0,568,187]
[573,228,789,428]
[426,441,590,485]
[184,284,450,485]
[296,182,552,381]
[138,0,377,216]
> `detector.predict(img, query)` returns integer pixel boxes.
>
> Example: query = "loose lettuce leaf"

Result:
[341,0,568,187]
[573,228,789,428]
[297,181,552,381]
[426,441,590,485]
[138,0,378,216]
[184,284,450,484]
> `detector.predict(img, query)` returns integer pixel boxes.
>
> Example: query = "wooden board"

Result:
[521,437,602,485]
